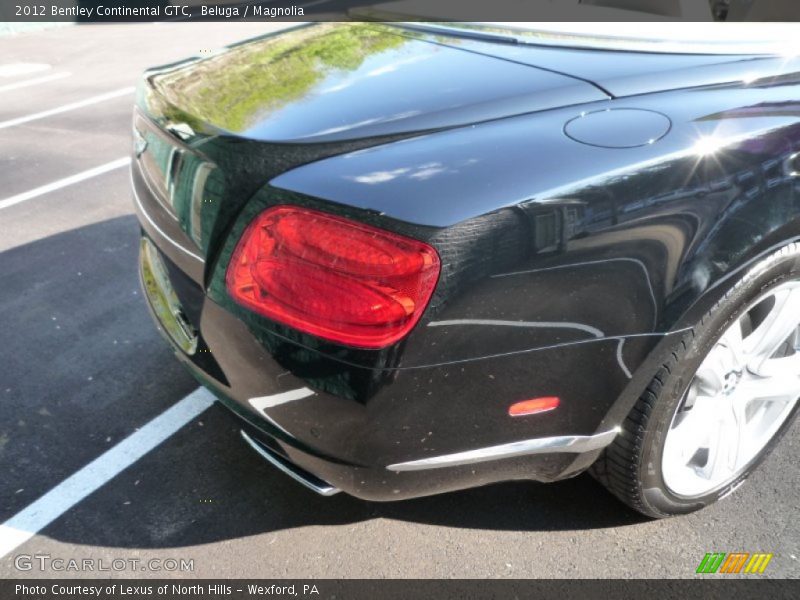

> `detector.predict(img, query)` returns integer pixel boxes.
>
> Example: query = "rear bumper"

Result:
[238,426,620,498]
[135,236,636,501]
[140,275,621,500]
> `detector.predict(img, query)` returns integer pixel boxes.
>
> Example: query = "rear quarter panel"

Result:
[265,75,800,373]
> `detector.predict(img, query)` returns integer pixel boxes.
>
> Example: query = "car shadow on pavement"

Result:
[1,216,200,522]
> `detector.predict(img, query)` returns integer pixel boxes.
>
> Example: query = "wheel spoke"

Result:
[697,396,740,481]
[745,285,800,374]
[664,396,710,464]
[731,372,799,463]
[723,395,746,473]
[750,352,800,381]
[719,320,746,371]
[738,370,800,404]
[694,350,728,396]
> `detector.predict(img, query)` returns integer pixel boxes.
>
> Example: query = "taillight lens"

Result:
[226,206,441,349]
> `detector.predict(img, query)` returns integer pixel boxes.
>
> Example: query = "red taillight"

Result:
[226,206,441,349]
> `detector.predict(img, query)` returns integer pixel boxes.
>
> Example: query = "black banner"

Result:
[3,579,800,600]
[1,0,799,23]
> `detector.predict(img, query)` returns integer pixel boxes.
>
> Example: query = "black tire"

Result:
[592,242,800,518]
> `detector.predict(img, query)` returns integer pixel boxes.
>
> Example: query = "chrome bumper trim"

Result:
[240,430,340,496]
[386,428,620,472]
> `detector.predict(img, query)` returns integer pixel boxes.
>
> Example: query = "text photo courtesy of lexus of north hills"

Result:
[1,1,800,598]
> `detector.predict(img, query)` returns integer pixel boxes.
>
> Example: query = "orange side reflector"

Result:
[508,396,560,417]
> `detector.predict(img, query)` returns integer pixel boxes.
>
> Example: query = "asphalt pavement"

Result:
[0,22,798,580]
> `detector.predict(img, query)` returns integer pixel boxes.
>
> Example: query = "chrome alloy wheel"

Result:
[662,280,800,497]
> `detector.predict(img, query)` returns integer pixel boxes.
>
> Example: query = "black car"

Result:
[132,22,800,518]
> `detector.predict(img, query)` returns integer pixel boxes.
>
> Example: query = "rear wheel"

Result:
[592,243,800,518]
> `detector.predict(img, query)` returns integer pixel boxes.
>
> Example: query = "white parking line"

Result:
[0,387,215,559]
[0,63,51,77]
[0,157,131,211]
[0,86,134,130]
[0,71,71,93]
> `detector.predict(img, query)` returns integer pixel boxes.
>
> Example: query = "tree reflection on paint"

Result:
[148,23,405,133]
